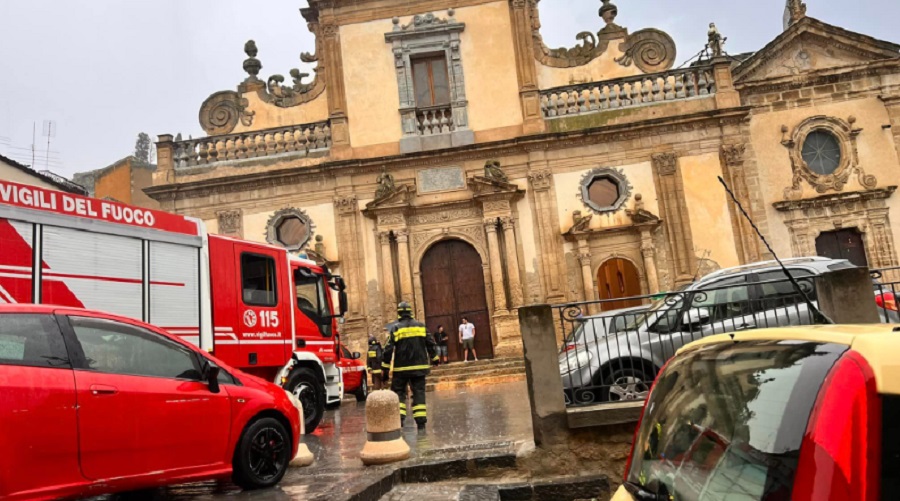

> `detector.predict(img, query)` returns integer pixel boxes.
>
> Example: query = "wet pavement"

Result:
[103,381,534,500]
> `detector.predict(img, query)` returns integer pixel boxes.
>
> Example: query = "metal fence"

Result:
[556,274,850,408]
[872,266,900,324]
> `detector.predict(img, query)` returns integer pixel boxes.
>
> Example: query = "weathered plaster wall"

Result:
[681,152,740,269]
[94,164,132,204]
[536,38,643,90]
[340,18,403,149]
[238,201,338,261]
[455,1,523,133]
[552,161,659,233]
[233,90,330,134]
[0,164,62,191]
[749,97,900,257]
[130,166,161,210]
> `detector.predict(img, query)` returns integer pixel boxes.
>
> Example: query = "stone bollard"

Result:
[290,442,314,468]
[360,390,410,466]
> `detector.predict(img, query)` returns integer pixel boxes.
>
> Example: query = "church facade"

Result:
[147,0,900,357]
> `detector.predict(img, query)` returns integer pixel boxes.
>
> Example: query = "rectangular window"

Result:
[295,271,332,337]
[755,269,816,310]
[69,317,202,381]
[0,314,69,368]
[412,56,450,107]
[241,253,278,307]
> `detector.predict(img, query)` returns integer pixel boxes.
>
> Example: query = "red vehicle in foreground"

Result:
[0,179,347,432]
[338,342,368,401]
[0,304,302,501]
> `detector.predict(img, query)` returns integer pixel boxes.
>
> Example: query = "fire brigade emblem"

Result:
[243,309,258,328]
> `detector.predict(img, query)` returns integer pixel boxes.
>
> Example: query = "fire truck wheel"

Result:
[286,367,325,433]
[232,417,291,490]
[354,376,368,402]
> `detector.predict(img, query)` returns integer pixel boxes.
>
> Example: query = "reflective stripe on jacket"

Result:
[383,317,438,377]
[367,341,384,371]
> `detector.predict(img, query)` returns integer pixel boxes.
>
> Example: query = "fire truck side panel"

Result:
[41,225,144,320]
[149,241,201,346]
[207,236,241,371]
[0,219,35,304]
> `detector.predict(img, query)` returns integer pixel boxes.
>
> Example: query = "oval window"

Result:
[801,130,842,175]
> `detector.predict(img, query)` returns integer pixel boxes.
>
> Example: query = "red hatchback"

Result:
[0,305,302,500]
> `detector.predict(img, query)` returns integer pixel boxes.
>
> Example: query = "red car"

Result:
[338,343,368,402]
[0,304,302,501]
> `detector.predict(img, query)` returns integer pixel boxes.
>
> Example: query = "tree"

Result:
[134,132,152,163]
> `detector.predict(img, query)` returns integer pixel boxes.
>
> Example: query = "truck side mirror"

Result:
[352,351,361,360]
[339,290,348,317]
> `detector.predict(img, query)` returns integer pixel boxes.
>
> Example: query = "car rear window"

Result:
[626,340,847,501]
[0,314,70,368]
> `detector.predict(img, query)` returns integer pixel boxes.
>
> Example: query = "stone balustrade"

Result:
[540,65,717,119]
[173,121,331,169]
[416,105,456,136]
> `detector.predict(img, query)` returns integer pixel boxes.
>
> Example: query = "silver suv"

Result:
[560,257,855,405]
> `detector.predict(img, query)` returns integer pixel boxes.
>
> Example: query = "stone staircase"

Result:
[425,357,526,392]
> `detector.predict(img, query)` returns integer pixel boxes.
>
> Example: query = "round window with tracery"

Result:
[801,130,842,175]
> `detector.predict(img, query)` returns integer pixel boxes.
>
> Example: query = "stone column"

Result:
[528,164,566,303]
[379,232,397,317]
[315,15,351,157]
[334,195,366,323]
[881,96,900,169]
[395,229,414,306]
[577,239,594,303]
[721,144,761,264]
[639,229,661,294]
[154,134,175,186]
[484,219,509,314]
[652,153,696,287]
[500,217,524,308]
[509,0,545,135]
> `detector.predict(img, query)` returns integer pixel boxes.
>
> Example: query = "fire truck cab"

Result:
[0,179,344,432]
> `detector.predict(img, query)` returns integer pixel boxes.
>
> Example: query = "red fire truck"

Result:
[0,179,345,431]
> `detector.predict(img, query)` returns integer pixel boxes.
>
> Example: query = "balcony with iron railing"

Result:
[169,120,332,170]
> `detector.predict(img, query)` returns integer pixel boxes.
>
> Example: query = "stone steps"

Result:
[425,357,526,392]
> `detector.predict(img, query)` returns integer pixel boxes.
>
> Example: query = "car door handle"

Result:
[89,384,118,396]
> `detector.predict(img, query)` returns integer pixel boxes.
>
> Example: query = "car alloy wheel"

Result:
[248,426,287,481]
[609,376,650,401]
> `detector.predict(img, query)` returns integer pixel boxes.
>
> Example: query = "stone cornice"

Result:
[306,0,498,27]
[736,58,900,95]
[773,186,897,212]
[145,107,750,202]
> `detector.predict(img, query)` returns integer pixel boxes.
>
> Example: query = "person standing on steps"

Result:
[459,317,478,362]
[383,302,439,431]
[366,335,385,391]
[435,325,449,365]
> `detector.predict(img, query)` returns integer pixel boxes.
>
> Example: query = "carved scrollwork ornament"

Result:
[199,91,255,136]
[782,116,877,200]
[615,29,677,73]
[237,39,325,108]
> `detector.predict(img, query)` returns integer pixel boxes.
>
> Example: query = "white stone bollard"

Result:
[359,390,410,466]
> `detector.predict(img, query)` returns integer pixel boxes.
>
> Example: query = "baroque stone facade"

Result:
[147,0,900,356]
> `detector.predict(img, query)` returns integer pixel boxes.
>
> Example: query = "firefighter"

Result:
[383,301,438,430]
[366,335,385,391]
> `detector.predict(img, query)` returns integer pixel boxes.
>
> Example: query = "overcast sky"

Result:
[0,1,897,177]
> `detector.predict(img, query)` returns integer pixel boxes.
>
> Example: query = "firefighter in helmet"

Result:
[366,334,385,391]
[383,301,438,430]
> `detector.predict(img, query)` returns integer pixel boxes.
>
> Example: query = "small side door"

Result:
[63,315,231,480]
[0,313,83,499]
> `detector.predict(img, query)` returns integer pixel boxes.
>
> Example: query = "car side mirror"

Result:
[682,308,711,328]
[201,359,221,394]
[352,351,361,360]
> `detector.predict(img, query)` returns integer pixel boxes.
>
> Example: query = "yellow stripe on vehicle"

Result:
[393,365,431,372]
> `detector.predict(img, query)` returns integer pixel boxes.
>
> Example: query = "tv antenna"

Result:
[42,120,56,170]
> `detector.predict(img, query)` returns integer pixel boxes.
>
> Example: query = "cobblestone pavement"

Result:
[100,380,533,500]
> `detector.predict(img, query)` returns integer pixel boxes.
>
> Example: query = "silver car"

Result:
[560,257,856,406]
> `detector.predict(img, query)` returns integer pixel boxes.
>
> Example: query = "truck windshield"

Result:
[295,272,331,337]
[626,340,846,501]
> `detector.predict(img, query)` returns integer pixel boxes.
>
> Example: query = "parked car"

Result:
[0,304,303,501]
[612,324,900,501]
[338,342,368,402]
[561,257,859,404]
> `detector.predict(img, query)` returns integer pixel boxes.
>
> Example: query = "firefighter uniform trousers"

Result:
[391,373,427,424]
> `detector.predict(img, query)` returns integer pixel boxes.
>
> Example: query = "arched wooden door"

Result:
[816,228,869,268]
[421,240,494,361]
[597,258,643,312]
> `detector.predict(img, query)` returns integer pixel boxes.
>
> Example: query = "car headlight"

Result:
[559,350,592,374]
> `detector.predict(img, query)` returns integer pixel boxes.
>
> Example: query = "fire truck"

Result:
[0,179,345,432]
